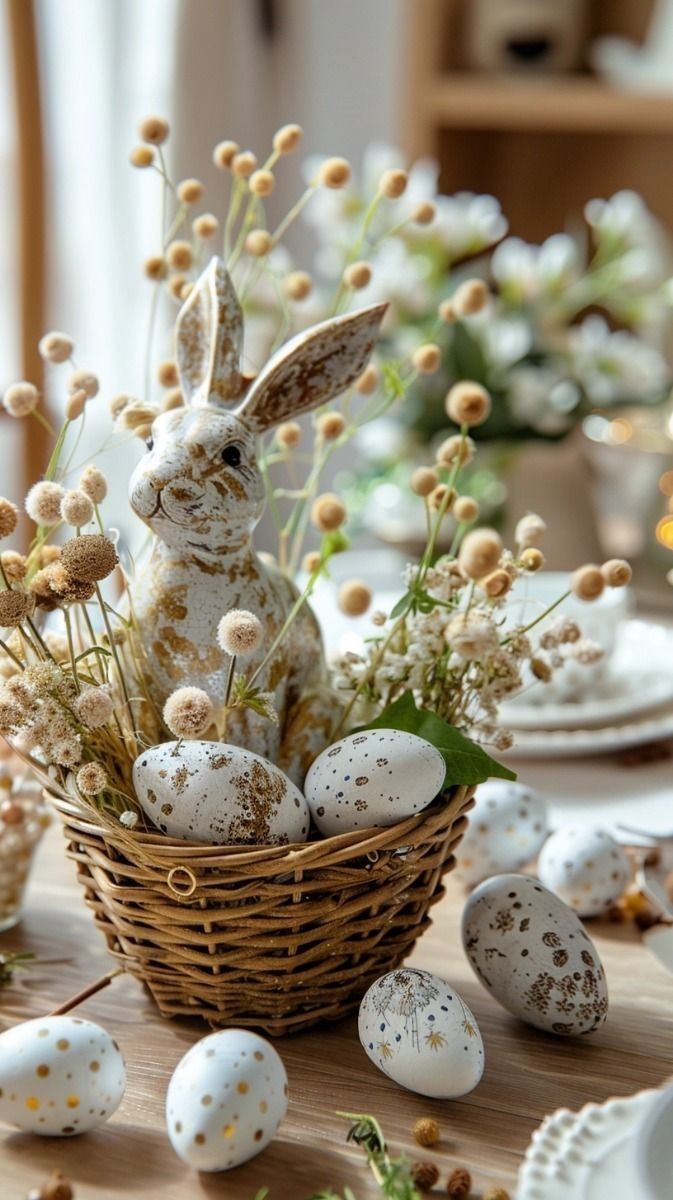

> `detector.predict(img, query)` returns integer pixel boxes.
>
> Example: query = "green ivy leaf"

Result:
[358,691,516,785]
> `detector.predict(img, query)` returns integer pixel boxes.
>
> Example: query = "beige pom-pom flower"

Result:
[412,201,436,225]
[0,499,19,539]
[436,434,475,466]
[40,544,61,566]
[601,558,632,587]
[355,364,379,394]
[531,656,552,683]
[217,609,263,657]
[521,547,545,573]
[163,686,214,739]
[273,123,303,154]
[129,145,154,168]
[48,563,95,603]
[249,169,275,197]
[119,810,138,829]
[38,331,74,363]
[317,412,345,440]
[26,481,65,526]
[0,589,34,627]
[53,738,82,768]
[445,611,499,659]
[161,387,184,412]
[439,299,457,324]
[166,240,192,271]
[60,534,118,582]
[453,495,479,523]
[177,178,204,204]
[379,168,408,199]
[212,139,239,169]
[144,255,167,280]
[452,279,490,317]
[302,551,321,574]
[157,359,179,388]
[459,528,502,580]
[571,564,604,602]
[68,369,99,399]
[76,761,108,796]
[109,393,134,419]
[429,483,456,513]
[74,686,114,729]
[412,344,441,374]
[139,115,170,144]
[338,580,372,617]
[3,381,38,418]
[445,381,491,427]
[343,261,372,289]
[410,467,439,497]
[232,150,258,179]
[65,389,87,421]
[515,513,547,549]
[116,402,158,432]
[193,213,219,239]
[277,421,302,448]
[246,229,273,258]
[284,270,312,301]
[311,493,347,532]
[1,551,26,582]
[318,157,351,188]
[60,490,94,528]
[480,568,512,599]
[79,465,108,504]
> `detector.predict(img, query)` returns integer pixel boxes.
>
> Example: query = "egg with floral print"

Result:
[537,826,631,917]
[133,741,309,845]
[358,967,485,1098]
[305,730,446,836]
[166,1029,288,1171]
[0,1015,125,1135]
[454,780,549,888]
[462,874,609,1036]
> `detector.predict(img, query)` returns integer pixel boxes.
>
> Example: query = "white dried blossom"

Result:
[120,810,138,829]
[445,611,500,660]
[568,638,604,665]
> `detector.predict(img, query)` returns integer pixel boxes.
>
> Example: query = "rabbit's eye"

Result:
[145,437,154,451]
[222,444,242,468]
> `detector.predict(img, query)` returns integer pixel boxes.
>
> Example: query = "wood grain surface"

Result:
[1,822,671,1199]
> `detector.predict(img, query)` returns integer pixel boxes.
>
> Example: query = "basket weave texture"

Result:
[50,785,474,1035]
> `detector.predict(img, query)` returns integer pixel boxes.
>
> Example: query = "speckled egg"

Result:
[462,874,608,1036]
[304,730,445,837]
[454,780,549,888]
[166,1029,288,1171]
[133,741,309,845]
[358,967,485,1098]
[0,1015,125,1135]
[537,827,631,917]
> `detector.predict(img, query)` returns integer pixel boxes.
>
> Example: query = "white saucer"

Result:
[506,708,673,759]
[502,621,673,731]
[517,1088,661,1200]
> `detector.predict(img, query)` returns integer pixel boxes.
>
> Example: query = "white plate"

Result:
[502,621,673,731]
[517,1088,661,1200]
[506,708,673,759]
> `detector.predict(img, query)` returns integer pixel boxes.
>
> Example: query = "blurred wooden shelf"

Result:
[425,74,673,135]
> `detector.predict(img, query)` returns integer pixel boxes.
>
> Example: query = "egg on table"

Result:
[537,826,631,917]
[0,1015,125,1135]
[358,967,484,1098]
[133,741,310,845]
[304,730,446,837]
[462,874,608,1036]
[454,780,549,888]
[166,1029,288,1172]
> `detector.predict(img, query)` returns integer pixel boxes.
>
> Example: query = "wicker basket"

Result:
[49,786,474,1035]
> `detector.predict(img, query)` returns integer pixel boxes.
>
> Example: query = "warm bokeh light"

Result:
[655,514,673,550]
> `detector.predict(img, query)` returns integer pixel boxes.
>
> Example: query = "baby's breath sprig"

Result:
[306,1112,421,1200]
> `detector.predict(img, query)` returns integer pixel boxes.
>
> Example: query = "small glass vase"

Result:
[0,781,50,932]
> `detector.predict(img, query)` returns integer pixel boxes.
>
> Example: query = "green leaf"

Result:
[388,591,413,620]
[358,691,516,785]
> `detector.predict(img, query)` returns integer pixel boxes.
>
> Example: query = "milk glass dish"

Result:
[634,1083,673,1200]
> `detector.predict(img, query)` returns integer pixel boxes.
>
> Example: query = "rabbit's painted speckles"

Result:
[129,256,386,785]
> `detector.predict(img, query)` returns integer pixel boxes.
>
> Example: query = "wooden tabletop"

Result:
[1,821,672,1200]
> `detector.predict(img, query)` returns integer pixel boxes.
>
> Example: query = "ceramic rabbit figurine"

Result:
[129,256,385,785]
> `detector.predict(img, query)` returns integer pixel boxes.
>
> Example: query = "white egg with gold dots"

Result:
[166,1029,288,1172]
[0,1015,125,1135]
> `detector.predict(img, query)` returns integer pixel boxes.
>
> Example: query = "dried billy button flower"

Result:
[177,178,204,204]
[277,421,302,448]
[116,402,158,431]
[163,686,214,738]
[483,1188,511,1200]
[40,544,61,566]
[76,762,108,796]
[339,580,372,617]
[302,551,321,574]
[453,495,479,523]
[29,1168,75,1200]
[65,389,87,421]
[217,609,263,657]
[311,493,346,532]
[109,393,134,419]
[162,388,184,412]
[232,150,258,178]
[459,528,502,580]
[379,167,408,198]
[166,240,192,271]
[38,330,74,363]
[429,484,456,513]
[411,1161,440,1190]
[601,558,632,587]
[0,498,18,539]
[246,229,273,258]
[452,278,490,316]
[284,270,312,301]
[413,200,436,225]
[273,123,303,154]
[249,169,275,196]
[0,589,34,626]
[1,551,26,582]
[60,534,119,582]
[411,467,439,497]
[3,381,38,417]
[413,1116,440,1147]
[571,564,604,602]
[317,412,345,441]
[60,490,94,528]
[157,360,179,388]
[481,567,512,598]
[129,145,154,168]
[212,139,239,169]
[531,656,552,683]
[344,261,372,289]
[74,686,114,729]
[439,299,457,324]
[371,609,387,626]
[515,512,546,549]
[412,343,441,374]
[139,114,170,144]
[318,156,351,188]
[436,434,475,467]
[144,255,167,280]
[79,465,108,504]
[447,1166,472,1198]
[521,547,545,573]
[68,369,99,399]
[26,481,65,526]
[446,380,491,427]
[193,213,219,239]
[355,364,379,394]
[49,563,95,603]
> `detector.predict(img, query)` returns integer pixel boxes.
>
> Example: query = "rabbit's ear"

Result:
[236,303,387,432]
[175,256,244,407]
